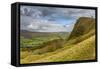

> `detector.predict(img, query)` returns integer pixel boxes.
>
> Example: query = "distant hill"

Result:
[20,30,69,39]
[20,30,53,38]
[67,17,95,43]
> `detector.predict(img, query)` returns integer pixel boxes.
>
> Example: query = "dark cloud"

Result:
[21,6,95,18]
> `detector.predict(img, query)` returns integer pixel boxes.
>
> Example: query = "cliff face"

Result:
[68,17,95,40]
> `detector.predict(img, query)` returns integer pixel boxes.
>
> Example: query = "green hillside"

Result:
[67,17,95,44]
[27,35,95,63]
[68,17,95,40]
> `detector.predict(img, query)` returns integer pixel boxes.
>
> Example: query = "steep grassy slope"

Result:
[20,35,95,64]
[68,17,95,41]
[30,35,95,63]
[66,17,95,45]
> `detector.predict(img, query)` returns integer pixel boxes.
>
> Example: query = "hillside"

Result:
[68,17,95,40]
[67,17,95,44]
[30,35,95,63]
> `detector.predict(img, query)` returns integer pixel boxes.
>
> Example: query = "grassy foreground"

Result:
[20,35,95,64]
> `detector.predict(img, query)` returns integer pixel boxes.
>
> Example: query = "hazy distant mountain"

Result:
[20,30,69,39]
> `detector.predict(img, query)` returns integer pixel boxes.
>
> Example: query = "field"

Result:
[20,32,69,63]
[20,17,96,64]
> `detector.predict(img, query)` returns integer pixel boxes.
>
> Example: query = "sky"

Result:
[20,5,95,32]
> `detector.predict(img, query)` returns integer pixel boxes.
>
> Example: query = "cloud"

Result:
[20,6,42,18]
[21,6,95,18]
[20,6,95,32]
[25,19,73,32]
[67,9,95,18]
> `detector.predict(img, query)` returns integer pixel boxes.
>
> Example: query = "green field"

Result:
[20,32,69,49]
